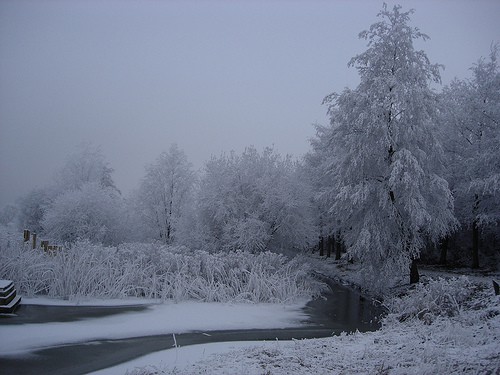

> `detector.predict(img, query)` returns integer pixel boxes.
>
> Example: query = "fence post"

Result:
[32,233,37,250]
[23,229,30,242]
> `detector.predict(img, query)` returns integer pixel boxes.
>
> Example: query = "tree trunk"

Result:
[410,259,419,284]
[472,219,480,268]
[493,280,499,296]
[335,234,342,260]
[472,194,480,269]
[439,236,449,265]
[326,236,332,258]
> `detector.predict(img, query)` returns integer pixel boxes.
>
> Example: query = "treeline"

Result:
[0,5,498,289]
[1,144,316,255]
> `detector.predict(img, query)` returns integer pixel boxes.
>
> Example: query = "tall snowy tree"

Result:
[305,123,345,257]
[440,46,500,268]
[136,144,196,244]
[322,5,456,288]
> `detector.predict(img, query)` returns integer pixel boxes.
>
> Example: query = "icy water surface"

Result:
[0,279,384,375]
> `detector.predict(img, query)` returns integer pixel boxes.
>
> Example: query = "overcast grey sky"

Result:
[1,0,499,208]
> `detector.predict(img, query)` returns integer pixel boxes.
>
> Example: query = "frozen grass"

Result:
[125,276,499,374]
[384,275,477,323]
[0,236,320,303]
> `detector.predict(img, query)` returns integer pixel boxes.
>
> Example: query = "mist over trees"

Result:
[16,188,53,235]
[56,144,118,193]
[2,4,498,289]
[16,145,125,246]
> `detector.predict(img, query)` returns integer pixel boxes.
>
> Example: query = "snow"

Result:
[100,265,500,375]
[0,279,13,289]
[95,299,500,374]
[165,313,499,374]
[89,341,276,375]
[3,254,498,374]
[0,299,309,355]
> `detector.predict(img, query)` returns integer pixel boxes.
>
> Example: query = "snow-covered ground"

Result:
[151,307,498,375]
[3,258,499,374]
[105,264,499,375]
[90,341,279,375]
[0,299,308,355]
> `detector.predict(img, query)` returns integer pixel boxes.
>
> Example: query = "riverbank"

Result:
[126,260,499,374]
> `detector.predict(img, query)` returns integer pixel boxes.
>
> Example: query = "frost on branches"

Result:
[135,144,197,245]
[198,147,316,253]
[320,5,456,289]
[439,46,500,268]
[40,145,125,246]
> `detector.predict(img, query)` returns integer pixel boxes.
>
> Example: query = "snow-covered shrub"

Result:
[0,236,321,303]
[0,238,54,297]
[384,276,477,323]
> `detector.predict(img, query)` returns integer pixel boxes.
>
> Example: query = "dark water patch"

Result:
[303,274,386,331]
[0,303,150,324]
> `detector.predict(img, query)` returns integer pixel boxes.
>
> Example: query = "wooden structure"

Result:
[0,280,21,314]
[23,229,62,253]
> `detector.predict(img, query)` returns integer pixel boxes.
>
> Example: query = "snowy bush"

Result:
[384,276,480,324]
[0,234,54,296]
[0,237,321,303]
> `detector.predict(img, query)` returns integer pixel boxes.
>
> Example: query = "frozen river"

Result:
[0,279,384,374]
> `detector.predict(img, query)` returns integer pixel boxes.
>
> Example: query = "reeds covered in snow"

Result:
[0,236,320,303]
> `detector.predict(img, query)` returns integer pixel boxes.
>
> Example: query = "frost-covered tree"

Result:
[0,204,18,227]
[40,144,124,245]
[305,123,344,257]
[322,5,456,287]
[57,144,117,193]
[16,188,54,234]
[135,144,196,244]
[42,182,123,245]
[198,146,315,253]
[439,46,500,268]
